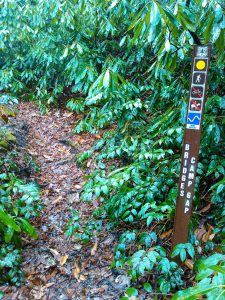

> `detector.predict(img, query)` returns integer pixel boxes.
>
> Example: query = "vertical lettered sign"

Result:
[172,45,211,249]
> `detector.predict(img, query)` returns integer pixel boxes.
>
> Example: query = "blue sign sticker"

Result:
[186,112,201,130]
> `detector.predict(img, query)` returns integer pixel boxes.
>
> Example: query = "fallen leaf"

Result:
[52,196,63,204]
[199,203,212,213]
[76,137,85,144]
[209,233,215,240]
[197,245,202,254]
[73,262,80,280]
[74,244,82,250]
[91,240,98,256]
[194,227,206,241]
[64,112,73,117]
[27,149,38,156]
[43,154,53,160]
[28,274,46,286]
[60,255,68,266]
[79,275,86,281]
[42,282,55,290]
[160,229,173,239]
[49,248,60,257]
[202,224,214,243]
[75,184,82,189]
[185,259,194,270]
[66,288,72,297]
[21,237,32,244]
[87,160,92,167]
[46,268,58,281]
[32,288,45,300]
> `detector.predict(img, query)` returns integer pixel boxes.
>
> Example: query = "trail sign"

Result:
[172,45,211,249]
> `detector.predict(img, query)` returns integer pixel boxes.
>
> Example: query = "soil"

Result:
[1,102,130,300]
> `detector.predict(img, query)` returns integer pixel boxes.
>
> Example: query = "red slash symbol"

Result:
[190,100,201,111]
[192,86,203,98]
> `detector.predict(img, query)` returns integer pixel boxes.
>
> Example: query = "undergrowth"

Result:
[0,96,41,288]
[1,0,224,298]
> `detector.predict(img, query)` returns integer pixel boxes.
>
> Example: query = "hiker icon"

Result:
[193,72,205,84]
[196,75,201,83]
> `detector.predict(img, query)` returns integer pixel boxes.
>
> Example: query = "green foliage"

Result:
[0,244,23,286]
[65,209,102,244]
[1,0,224,296]
[172,253,225,300]
[125,287,138,298]
[0,98,41,285]
[112,232,184,293]
[0,167,41,285]
[171,243,195,262]
[0,96,17,151]
[65,209,80,238]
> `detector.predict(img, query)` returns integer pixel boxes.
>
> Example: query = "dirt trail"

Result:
[3,103,128,300]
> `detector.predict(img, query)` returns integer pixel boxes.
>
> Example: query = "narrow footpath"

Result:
[4,102,129,300]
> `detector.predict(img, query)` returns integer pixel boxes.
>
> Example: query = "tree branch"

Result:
[185,0,202,45]
[189,31,202,45]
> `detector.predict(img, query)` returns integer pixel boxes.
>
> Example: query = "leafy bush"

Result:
[0,174,40,285]
[0,98,41,285]
[172,253,225,300]
[1,0,224,296]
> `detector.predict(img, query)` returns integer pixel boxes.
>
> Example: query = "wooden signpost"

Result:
[172,45,211,249]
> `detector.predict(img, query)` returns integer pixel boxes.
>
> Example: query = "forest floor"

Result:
[2,102,130,300]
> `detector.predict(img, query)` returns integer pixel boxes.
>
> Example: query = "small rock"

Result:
[74,244,82,250]
[115,275,131,289]
[67,192,80,204]
[103,235,114,245]
[41,225,48,232]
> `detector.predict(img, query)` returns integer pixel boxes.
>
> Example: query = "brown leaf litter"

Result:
[1,102,129,300]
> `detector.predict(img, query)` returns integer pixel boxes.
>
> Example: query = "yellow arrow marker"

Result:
[196,60,206,70]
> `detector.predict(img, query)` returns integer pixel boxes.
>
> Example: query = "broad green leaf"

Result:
[204,12,215,43]
[108,0,118,10]
[217,184,224,194]
[19,218,38,239]
[165,39,171,52]
[209,265,225,274]
[180,248,186,262]
[151,2,160,26]
[119,36,126,47]
[61,47,69,59]
[101,185,109,195]
[0,208,21,232]
[103,70,110,88]
[171,284,221,300]
[187,244,195,258]
[125,287,138,297]
[143,282,152,292]
[4,227,14,243]
[95,186,101,197]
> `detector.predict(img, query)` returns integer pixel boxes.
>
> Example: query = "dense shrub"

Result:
[1,0,224,296]
[0,97,41,285]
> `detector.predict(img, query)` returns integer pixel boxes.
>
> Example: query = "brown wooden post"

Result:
[172,45,211,250]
